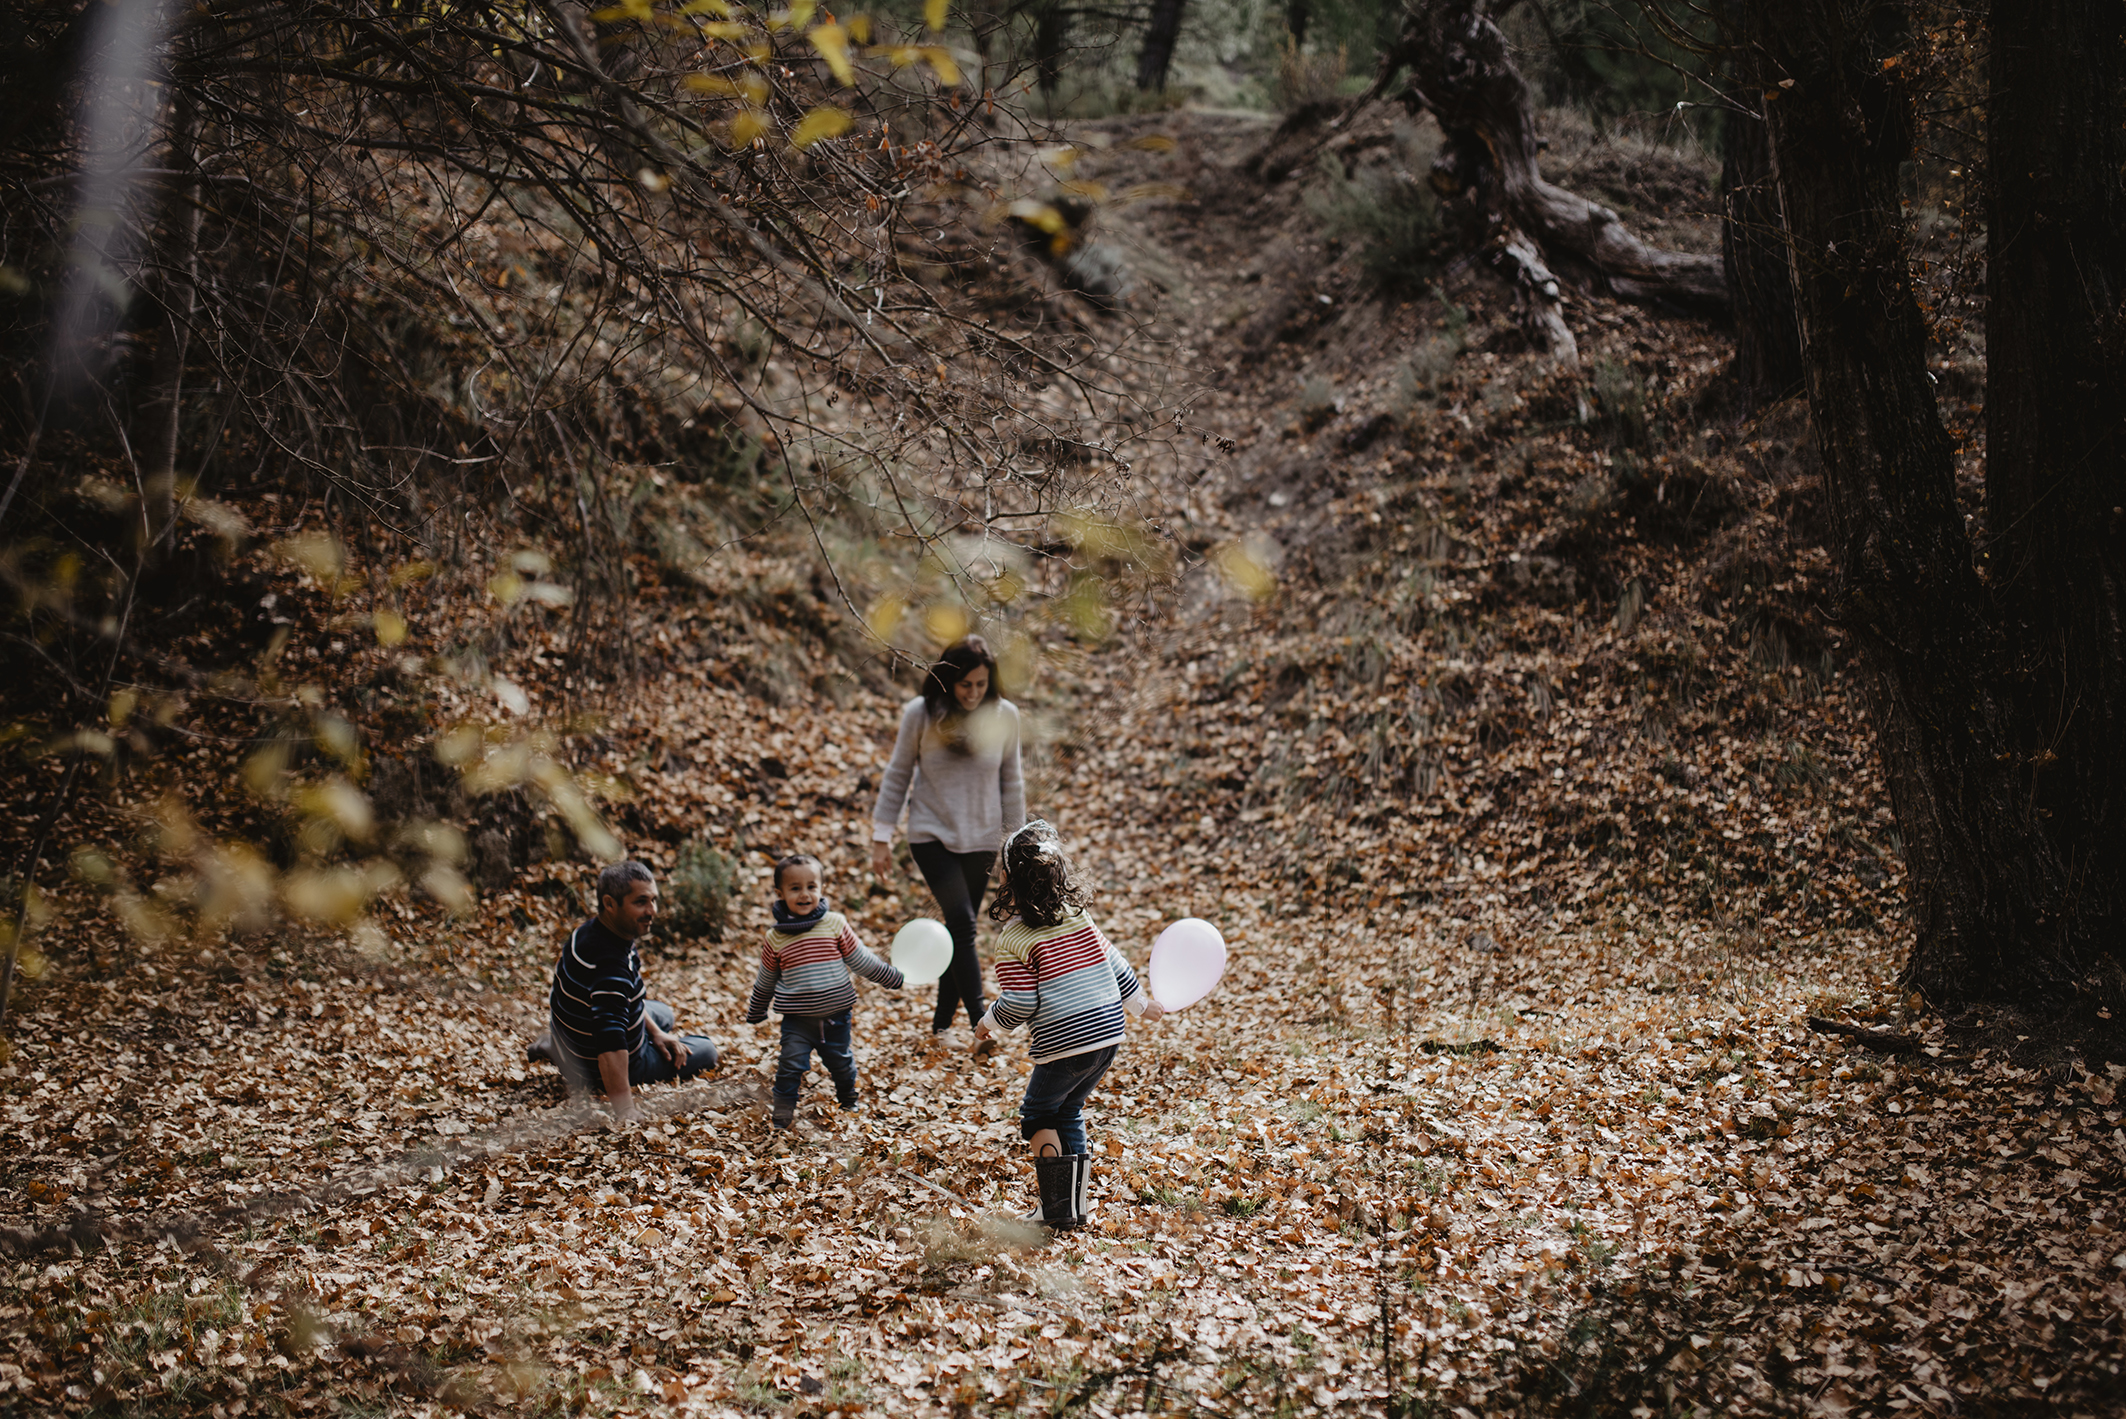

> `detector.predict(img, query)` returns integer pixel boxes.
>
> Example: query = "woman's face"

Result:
[952,664,990,712]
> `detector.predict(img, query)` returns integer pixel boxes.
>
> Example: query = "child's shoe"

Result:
[1032,1152,1090,1231]
[526,1031,556,1065]
[838,1097,863,1113]
[771,1101,795,1130]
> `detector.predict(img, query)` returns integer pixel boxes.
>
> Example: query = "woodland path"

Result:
[4,110,2124,1419]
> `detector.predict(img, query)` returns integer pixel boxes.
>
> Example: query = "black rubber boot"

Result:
[1033,1150,1089,1231]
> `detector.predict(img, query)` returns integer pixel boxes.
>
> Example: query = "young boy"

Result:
[745,853,904,1128]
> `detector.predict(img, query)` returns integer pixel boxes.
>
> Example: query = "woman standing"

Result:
[871,636,1026,1043]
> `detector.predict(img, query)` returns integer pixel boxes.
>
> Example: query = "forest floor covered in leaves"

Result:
[5,108,2126,1418]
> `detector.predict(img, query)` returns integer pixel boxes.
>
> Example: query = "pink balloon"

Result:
[1149,918,1227,1011]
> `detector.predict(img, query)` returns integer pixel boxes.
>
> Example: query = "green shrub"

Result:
[1306,125,1444,291]
[663,838,739,941]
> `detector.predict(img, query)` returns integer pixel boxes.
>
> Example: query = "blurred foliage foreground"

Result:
[0,0,1212,1026]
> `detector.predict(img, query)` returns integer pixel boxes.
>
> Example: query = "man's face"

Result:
[601,879,659,939]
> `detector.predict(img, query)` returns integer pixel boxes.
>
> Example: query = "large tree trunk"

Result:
[1969,0,2126,998]
[1381,0,1727,360]
[1135,0,1186,92]
[1718,43,1803,409]
[1750,0,2117,1011]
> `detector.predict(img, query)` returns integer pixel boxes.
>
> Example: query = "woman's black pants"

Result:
[909,840,995,1031]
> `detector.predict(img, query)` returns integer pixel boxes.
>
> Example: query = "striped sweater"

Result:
[745,910,903,1021]
[979,910,1146,1064]
[549,917,645,1063]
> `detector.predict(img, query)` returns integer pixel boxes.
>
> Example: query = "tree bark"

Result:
[1718,55,1803,408]
[1750,0,2106,1009]
[1033,0,1067,97]
[138,78,200,553]
[1387,0,1729,321]
[1970,0,2126,997]
[1135,0,1186,92]
[1286,0,1309,50]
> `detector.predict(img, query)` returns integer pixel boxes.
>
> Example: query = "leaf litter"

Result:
[3,109,2124,1419]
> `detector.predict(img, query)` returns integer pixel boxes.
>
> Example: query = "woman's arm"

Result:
[998,702,1026,839]
[870,700,924,865]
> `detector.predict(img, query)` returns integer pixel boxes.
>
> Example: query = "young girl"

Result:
[745,853,904,1128]
[972,820,1164,1229]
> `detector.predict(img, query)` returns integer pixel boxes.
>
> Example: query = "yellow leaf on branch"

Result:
[790,105,852,149]
[807,23,854,85]
[920,45,960,85]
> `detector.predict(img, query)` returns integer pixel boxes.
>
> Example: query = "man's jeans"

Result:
[554,1001,719,1099]
[775,1011,858,1107]
[1018,1044,1118,1156]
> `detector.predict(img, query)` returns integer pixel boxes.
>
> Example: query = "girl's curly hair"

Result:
[987,820,1091,929]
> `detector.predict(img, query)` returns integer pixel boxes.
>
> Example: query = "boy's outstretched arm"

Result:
[838,923,906,990]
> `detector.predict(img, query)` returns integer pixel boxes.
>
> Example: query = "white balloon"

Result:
[1149,918,1227,1011]
[892,918,954,986]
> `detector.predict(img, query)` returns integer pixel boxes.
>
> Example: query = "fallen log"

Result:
[1805,1015,1925,1055]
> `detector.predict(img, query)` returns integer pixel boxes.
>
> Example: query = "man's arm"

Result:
[599,1051,638,1120]
[646,1015,689,1070]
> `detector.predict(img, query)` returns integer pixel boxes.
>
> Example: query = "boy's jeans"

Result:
[1018,1044,1118,1156]
[775,1011,858,1107]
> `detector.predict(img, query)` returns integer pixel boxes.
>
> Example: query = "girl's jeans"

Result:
[1018,1044,1118,1156]
[775,1011,858,1107]
[909,840,995,1031]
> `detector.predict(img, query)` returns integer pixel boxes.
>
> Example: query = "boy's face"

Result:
[778,862,823,916]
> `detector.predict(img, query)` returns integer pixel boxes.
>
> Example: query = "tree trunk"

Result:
[1968,0,2126,997]
[1718,45,1803,408]
[138,80,200,553]
[1386,0,1728,334]
[1286,0,1309,50]
[1033,0,1067,97]
[1135,0,1186,92]
[1750,0,2111,1010]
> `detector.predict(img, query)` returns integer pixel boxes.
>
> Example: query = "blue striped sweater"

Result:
[979,910,1146,1064]
[549,918,645,1067]
[745,911,903,1021]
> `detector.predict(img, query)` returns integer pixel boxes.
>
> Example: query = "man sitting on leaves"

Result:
[528,860,719,1121]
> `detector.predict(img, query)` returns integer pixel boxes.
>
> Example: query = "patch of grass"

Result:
[1272,36,1349,112]
[1305,127,1444,293]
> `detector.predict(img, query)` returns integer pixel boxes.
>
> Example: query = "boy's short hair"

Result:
[597,860,654,909]
[772,853,825,891]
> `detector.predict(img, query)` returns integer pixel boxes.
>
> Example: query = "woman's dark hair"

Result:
[988,820,1091,928]
[772,853,824,892]
[921,635,1000,725]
